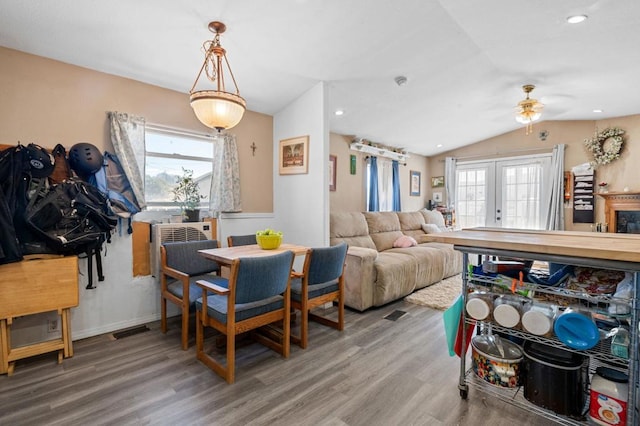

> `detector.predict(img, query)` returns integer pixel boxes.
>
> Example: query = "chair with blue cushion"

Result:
[227,234,257,247]
[290,242,348,349]
[195,250,294,384]
[160,239,227,350]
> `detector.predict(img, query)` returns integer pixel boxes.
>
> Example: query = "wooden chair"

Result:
[227,234,257,247]
[195,250,294,384]
[290,242,348,349]
[160,239,227,350]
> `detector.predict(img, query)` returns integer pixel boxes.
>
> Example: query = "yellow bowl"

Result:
[256,234,282,250]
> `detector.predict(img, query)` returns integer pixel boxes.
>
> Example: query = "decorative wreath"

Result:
[584,127,625,167]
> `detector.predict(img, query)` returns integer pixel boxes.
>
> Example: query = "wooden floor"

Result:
[0,300,559,426]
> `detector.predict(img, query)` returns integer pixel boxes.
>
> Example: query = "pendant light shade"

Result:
[190,21,246,132]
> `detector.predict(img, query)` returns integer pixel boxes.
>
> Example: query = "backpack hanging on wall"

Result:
[89,151,141,234]
[48,143,72,185]
[25,179,118,255]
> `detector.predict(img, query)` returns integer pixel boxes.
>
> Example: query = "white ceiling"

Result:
[1,0,639,156]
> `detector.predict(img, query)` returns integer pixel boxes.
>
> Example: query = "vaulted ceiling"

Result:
[1,0,638,156]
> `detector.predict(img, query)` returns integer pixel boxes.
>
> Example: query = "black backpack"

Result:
[25,179,118,255]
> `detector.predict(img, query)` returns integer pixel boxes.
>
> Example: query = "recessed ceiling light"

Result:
[567,15,587,24]
[593,109,603,113]
[436,144,443,148]
[334,110,344,116]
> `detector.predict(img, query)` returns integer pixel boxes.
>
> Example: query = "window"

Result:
[366,159,396,211]
[144,126,214,210]
[455,154,550,229]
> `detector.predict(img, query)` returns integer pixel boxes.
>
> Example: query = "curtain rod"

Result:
[145,122,217,139]
[439,146,559,162]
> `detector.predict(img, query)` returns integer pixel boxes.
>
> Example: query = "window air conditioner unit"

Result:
[150,222,213,277]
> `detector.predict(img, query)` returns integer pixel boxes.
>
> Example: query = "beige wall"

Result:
[329,133,429,212]
[0,46,273,212]
[428,116,640,230]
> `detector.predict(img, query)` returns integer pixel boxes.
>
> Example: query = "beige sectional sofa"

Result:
[330,209,462,311]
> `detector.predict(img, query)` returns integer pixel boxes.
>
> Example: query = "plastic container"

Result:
[465,291,493,321]
[589,367,629,426]
[553,307,600,350]
[521,303,557,336]
[493,295,528,328]
[523,341,588,417]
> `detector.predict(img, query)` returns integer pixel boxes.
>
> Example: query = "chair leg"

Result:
[181,305,189,350]
[300,301,309,349]
[196,310,203,353]
[160,296,167,333]
[225,331,235,384]
[338,295,344,331]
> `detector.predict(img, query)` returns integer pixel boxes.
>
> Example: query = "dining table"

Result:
[198,243,309,268]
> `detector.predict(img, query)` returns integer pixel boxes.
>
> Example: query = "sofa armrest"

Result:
[343,246,378,311]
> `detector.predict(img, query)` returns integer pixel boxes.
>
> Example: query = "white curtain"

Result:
[377,159,394,211]
[545,144,566,230]
[444,156,456,209]
[107,111,146,208]
[210,133,242,213]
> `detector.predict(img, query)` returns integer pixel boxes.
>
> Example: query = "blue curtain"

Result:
[392,160,401,211]
[368,156,379,211]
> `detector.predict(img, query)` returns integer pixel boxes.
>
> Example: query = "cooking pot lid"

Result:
[596,367,628,383]
[524,341,586,368]
[472,334,523,360]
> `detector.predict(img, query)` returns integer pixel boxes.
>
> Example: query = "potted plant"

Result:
[172,168,204,222]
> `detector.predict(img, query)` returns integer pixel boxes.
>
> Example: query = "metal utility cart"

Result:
[426,228,639,426]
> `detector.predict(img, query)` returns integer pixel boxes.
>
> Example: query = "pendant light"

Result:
[190,21,246,132]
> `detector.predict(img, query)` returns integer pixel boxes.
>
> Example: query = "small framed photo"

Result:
[279,135,309,175]
[433,192,443,203]
[329,155,337,191]
[432,176,444,187]
[410,170,421,196]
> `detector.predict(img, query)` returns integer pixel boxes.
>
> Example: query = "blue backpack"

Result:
[89,151,141,234]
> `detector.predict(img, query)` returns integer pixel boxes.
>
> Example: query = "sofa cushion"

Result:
[372,251,419,305]
[330,212,377,250]
[397,211,425,231]
[364,212,404,252]
[420,208,448,231]
[422,223,442,234]
[393,235,418,248]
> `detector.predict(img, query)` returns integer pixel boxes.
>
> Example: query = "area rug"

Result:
[404,274,462,310]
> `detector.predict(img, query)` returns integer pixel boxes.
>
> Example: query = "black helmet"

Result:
[69,143,103,177]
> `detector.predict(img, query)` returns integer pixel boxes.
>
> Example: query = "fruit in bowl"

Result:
[256,228,283,250]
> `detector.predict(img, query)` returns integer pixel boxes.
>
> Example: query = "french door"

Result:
[455,155,551,229]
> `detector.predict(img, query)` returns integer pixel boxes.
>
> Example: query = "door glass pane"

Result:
[500,163,543,229]
[456,168,487,228]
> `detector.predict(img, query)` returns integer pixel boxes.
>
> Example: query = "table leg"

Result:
[0,319,8,374]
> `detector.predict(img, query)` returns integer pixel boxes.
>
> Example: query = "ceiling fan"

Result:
[515,84,544,135]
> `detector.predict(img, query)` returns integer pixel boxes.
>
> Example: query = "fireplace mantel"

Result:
[596,191,640,232]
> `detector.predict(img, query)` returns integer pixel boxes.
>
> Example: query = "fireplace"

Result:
[596,191,640,233]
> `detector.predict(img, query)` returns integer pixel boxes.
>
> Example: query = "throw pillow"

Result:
[393,235,418,248]
[421,223,442,234]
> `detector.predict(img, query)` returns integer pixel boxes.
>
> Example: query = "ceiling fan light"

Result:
[515,85,543,133]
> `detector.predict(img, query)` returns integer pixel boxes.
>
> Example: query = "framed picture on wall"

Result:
[329,155,337,191]
[279,135,309,175]
[431,176,444,187]
[410,170,421,196]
